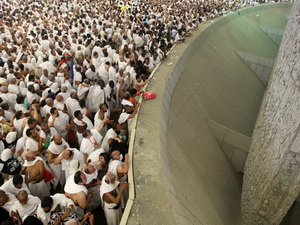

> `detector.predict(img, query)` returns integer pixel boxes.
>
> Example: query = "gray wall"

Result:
[242,1,300,224]
[128,3,292,225]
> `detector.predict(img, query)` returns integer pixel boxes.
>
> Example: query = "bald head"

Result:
[10,78,17,84]
[53,134,62,145]
[25,151,35,162]
[17,190,28,205]
[105,171,116,184]
[111,150,121,160]
[45,98,53,106]
[56,95,63,102]
[61,86,67,93]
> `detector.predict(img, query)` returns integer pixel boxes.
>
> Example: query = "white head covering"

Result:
[50,83,59,93]
[69,160,83,175]
[1,148,12,161]
[6,132,17,144]
[41,88,51,100]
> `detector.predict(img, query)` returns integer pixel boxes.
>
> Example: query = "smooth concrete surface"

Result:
[235,50,275,85]
[127,3,292,225]
[207,119,251,172]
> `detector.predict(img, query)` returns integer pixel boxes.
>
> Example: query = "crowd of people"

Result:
[0,0,265,224]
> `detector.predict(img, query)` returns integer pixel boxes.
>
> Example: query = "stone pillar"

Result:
[241,2,300,225]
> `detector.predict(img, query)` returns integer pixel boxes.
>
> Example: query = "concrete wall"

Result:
[127,3,292,225]
[242,1,300,224]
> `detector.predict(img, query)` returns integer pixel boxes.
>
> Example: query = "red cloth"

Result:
[44,169,54,183]
[143,91,156,100]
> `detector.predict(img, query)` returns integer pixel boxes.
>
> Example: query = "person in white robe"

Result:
[0,190,18,213]
[94,103,110,137]
[86,80,105,114]
[64,93,81,119]
[25,128,40,155]
[64,171,92,217]
[54,148,84,179]
[47,134,69,189]
[87,148,105,169]
[53,95,65,111]
[13,111,26,138]
[100,172,128,225]
[22,153,51,200]
[0,175,31,196]
[101,124,121,152]
[80,129,103,164]
[37,193,74,225]
[73,110,93,145]
[83,163,100,211]
[10,191,41,221]
[104,81,116,111]
[77,81,89,100]
[48,108,70,139]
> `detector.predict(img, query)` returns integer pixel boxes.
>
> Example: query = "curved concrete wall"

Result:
[128,3,292,225]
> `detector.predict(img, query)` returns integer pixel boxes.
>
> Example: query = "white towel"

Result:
[48,138,69,155]
[64,174,88,195]
[100,175,120,201]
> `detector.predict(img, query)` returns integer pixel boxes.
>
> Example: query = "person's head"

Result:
[15,110,24,120]
[124,92,130,100]
[23,216,43,225]
[124,105,134,113]
[53,134,62,145]
[63,149,73,160]
[25,151,35,162]
[79,99,86,108]
[91,65,95,72]
[17,190,28,205]
[74,110,82,120]
[0,190,7,206]
[82,129,91,139]
[74,171,86,185]
[41,122,50,133]
[61,86,67,93]
[27,117,37,128]
[45,98,53,106]
[129,88,137,97]
[108,80,114,89]
[16,96,25,104]
[84,163,96,174]
[99,152,110,164]
[27,84,35,93]
[28,75,35,82]
[100,103,107,112]
[1,102,9,110]
[55,95,63,102]
[112,123,121,134]
[98,79,105,89]
[43,69,49,76]
[12,175,24,189]
[119,68,124,75]
[71,92,78,99]
[111,150,121,161]
[104,62,110,71]
[105,171,116,184]
[50,107,59,116]
[41,196,53,213]
[26,127,38,139]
